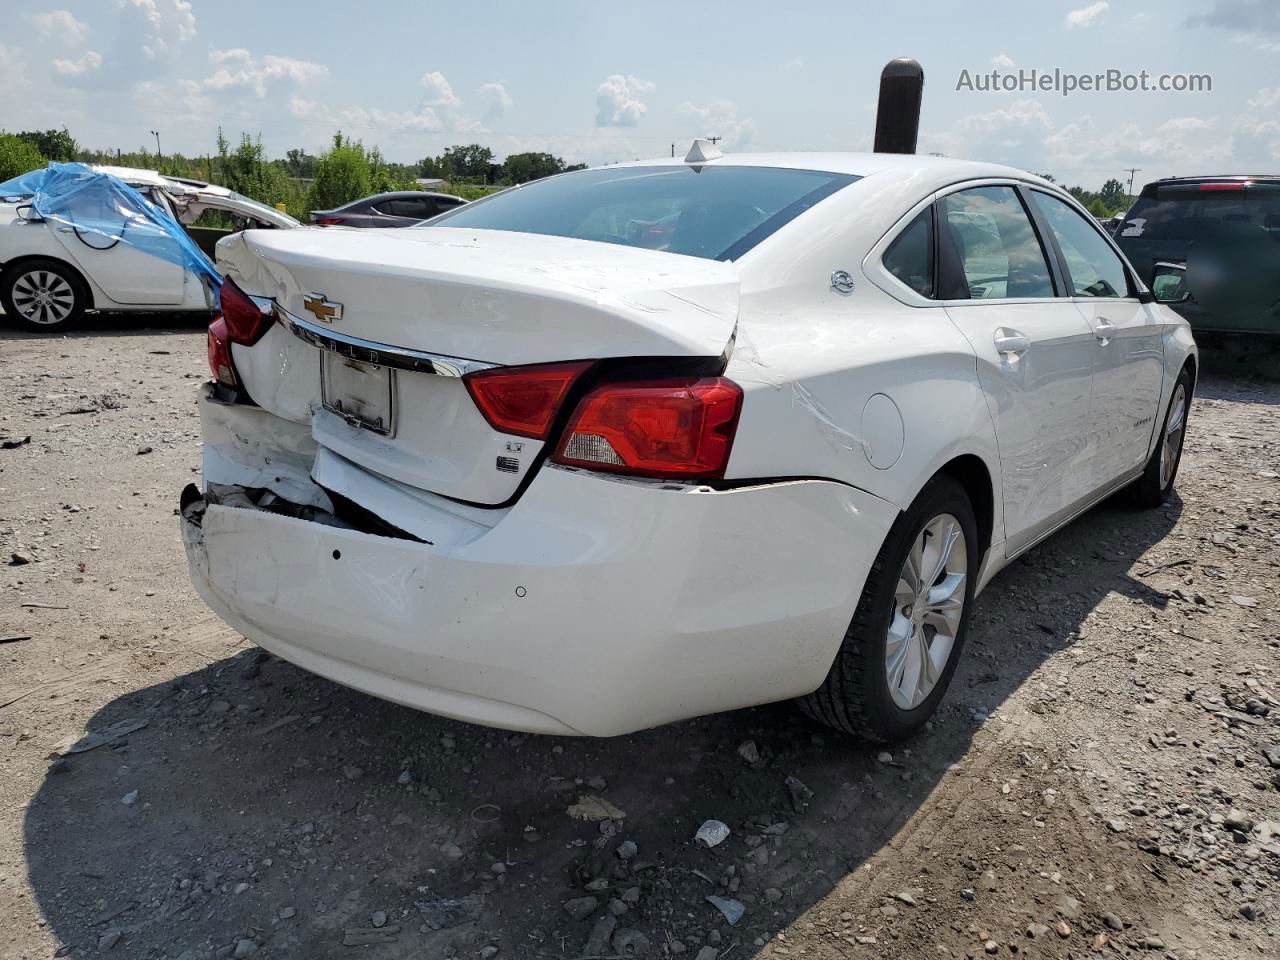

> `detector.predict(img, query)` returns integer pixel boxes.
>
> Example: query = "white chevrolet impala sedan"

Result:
[182,148,1196,740]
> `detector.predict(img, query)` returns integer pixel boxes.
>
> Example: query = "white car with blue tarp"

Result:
[0,162,298,332]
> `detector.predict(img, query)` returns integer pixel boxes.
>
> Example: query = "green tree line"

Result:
[0,127,585,218]
[1035,173,1135,218]
[2,127,1140,222]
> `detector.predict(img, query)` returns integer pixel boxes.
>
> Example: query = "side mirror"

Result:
[1150,261,1190,304]
[15,204,43,222]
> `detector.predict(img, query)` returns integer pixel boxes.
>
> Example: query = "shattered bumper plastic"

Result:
[180,392,898,736]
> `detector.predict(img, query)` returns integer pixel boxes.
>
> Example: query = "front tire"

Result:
[1124,367,1192,509]
[799,475,978,742]
[1,259,88,333]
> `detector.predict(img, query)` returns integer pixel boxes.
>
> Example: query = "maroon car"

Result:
[310,191,467,228]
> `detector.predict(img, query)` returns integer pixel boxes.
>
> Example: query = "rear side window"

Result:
[1032,191,1130,297]
[882,208,934,297]
[428,165,859,261]
[939,186,1055,299]
[379,198,432,218]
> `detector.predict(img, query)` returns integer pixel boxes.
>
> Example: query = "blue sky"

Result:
[2,0,1277,189]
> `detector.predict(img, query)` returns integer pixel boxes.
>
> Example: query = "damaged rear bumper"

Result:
[181,386,898,736]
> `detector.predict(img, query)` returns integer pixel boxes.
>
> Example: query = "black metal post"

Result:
[873,58,924,154]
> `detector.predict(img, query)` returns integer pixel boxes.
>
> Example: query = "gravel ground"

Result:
[1,317,1278,960]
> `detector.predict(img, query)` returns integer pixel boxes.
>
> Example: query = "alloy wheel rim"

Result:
[1160,383,1187,489]
[11,270,75,325]
[885,512,967,711]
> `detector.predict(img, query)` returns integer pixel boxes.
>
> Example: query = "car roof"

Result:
[90,164,171,186]
[1136,174,1280,196]
[1148,174,1280,183]
[601,151,1056,194]
[89,164,232,198]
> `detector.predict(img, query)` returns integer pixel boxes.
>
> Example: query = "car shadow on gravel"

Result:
[1195,340,1280,399]
[0,311,208,341]
[23,498,1182,960]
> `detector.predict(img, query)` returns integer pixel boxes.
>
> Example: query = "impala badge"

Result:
[303,293,342,323]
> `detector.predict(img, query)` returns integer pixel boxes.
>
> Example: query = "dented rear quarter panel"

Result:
[723,172,1002,539]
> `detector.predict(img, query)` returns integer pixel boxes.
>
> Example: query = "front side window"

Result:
[1032,191,1129,297]
[882,207,934,297]
[428,165,859,261]
[940,186,1055,299]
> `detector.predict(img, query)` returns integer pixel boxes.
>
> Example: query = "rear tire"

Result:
[799,475,978,741]
[1124,367,1192,509]
[0,259,88,333]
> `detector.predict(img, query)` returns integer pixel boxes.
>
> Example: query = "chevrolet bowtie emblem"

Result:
[302,293,342,323]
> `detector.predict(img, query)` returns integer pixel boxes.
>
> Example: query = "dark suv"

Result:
[1115,176,1280,337]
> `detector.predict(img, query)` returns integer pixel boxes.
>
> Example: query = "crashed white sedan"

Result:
[0,165,297,332]
[182,146,1196,740]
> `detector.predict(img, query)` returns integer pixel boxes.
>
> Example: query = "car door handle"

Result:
[993,329,1030,357]
[1095,318,1115,344]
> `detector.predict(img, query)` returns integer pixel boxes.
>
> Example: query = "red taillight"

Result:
[317,216,343,226]
[463,361,592,439]
[552,377,743,480]
[207,317,239,387]
[1198,182,1246,191]
[218,279,273,346]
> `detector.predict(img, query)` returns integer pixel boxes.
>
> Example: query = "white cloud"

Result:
[1043,113,1233,174]
[1249,87,1280,111]
[31,10,89,44]
[595,75,654,127]
[479,82,513,120]
[916,83,1280,185]
[0,42,25,89]
[52,50,103,78]
[922,98,1053,161]
[1230,31,1280,53]
[51,0,197,88]
[290,97,444,134]
[1187,0,1280,36]
[204,49,327,98]
[991,53,1015,68]
[421,71,460,108]
[1159,116,1214,132]
[1065,1,1110,30]
[117,0,197,59]
[779,56,805,71]
[677,99,757,148]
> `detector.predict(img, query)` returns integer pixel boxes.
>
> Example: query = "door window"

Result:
[882,207,934,298]
[378,197,432,218]
[1032,191,1130,297]
[940,186,1055,299]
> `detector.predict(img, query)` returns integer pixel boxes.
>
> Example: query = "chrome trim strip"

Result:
[279,307,498,377]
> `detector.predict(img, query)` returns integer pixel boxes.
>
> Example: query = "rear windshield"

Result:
[1118,184,1280,243]
[426,165,858,260]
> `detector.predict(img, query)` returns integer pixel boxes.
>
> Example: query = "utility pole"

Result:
[671,143,675,158]
[1124,167,1141,195]
[150,130,161,168]
[706,135,722,145]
